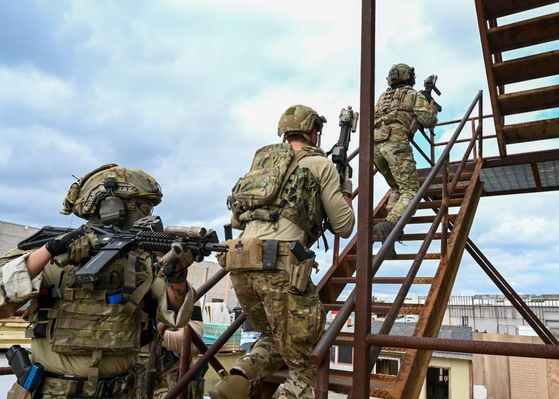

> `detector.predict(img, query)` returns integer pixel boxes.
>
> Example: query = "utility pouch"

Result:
[289,256,315,294]
[7,382,32,399]
[225,238,263,271]
[374,125,391,143]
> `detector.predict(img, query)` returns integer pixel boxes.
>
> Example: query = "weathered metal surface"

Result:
[353,0,376,394]
[391,161,484,399]
[163,316,244,399]
[498,84,559,116]
[487,12,559,53]
[503,117,559,144]
[330,277,434,285]
[493,50,559,85]
[475,0,506,156]
[368,334,559,359]
[482,0,559,19]
[418,198,462,209]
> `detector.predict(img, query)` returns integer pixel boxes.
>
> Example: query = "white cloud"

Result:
[0,66,72,110]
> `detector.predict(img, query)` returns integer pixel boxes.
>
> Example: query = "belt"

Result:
[39,368,137,398]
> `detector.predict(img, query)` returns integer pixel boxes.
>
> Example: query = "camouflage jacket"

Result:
[374,85,438,137]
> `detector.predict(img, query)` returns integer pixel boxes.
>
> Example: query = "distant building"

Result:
[330,321,473,399]
[0,220,39,256]
[430,294,559,336]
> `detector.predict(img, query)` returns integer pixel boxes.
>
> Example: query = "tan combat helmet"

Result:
[61,164,163,224]
[277,105,327,145]
[387,63,416,87]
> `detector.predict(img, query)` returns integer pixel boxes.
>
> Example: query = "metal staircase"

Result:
[475,0,559,156]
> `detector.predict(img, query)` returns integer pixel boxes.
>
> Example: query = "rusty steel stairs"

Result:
[475,0,559,157]
[309,161,483,398]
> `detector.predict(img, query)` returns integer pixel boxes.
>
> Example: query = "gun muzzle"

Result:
[164,226,207,239]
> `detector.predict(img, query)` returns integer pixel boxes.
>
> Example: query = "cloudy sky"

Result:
[1,1,558,300]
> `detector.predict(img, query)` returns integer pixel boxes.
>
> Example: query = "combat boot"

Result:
[373,221,397,260]
[209,375,250,399]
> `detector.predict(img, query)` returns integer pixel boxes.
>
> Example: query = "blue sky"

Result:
[1,0,558,299]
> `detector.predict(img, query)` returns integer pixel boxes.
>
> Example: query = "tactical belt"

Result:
[261,240,292,271]
[37,368,137,398]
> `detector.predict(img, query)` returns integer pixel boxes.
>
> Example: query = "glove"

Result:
[45,229,100,265]
[341,169,353,198]
[161,242,194,284]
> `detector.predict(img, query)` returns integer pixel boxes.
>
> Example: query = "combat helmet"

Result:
[277,105,327,145]
[61,164,163,225]
[387,63,416,87]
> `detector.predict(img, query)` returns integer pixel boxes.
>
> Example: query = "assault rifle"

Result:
[19,216,228,285]
[418,74,442,137]
[329,106,359,185]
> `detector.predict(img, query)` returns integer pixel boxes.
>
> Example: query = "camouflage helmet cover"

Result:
[277,105,327,139]
[61,164,163,218]
[386,63,416,87]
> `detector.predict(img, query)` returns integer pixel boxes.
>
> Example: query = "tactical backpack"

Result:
[227,143,324,243]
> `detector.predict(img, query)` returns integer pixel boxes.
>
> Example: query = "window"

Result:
[338,346,353,364]
[461,316,469,326]
[331,346,337,362]
[374,358,399,376]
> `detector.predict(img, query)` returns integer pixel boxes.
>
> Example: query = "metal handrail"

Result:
[311,90,483,365]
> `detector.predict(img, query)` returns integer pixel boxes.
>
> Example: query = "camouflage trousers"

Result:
[374,129,420,225]
[230,269,325,399]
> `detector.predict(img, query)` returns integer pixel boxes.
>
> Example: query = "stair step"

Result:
[498,85,559,116]
[373,214,457,225]
[330,277,433,285]
[487,12,559,53]
[424,184,469,197]
[418,198,463,209]
[502,117,559,144]
[420,172,472,185]
[266,369,394,396]
[482,0,559,19]
[324,302,424,315]
[345,253,441,261]
[373,233,442,242]
[493,50,559,86]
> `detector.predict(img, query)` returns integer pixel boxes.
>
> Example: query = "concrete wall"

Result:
[473,333,559,399]
[188,260,238,309]
[0,221,39,256]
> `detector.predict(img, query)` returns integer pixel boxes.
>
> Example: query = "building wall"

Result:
[0,221,39,256]
[188,260,238,309]
[473,333,559,399]
[417,356,472,399]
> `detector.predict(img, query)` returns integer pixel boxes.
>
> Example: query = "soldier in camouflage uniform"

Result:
[209,105,355,399]
[152,301,205,399]
[373,63,439,259]
[0,164,196,398]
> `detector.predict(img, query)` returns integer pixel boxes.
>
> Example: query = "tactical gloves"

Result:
[45,229,101,265]
[341,169,353,198]
[160,242,194,284]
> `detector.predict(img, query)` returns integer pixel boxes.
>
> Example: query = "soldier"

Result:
[373,63,439,259]
[152,300,205,399]
[210,105,355,399]
[0,164,196,398]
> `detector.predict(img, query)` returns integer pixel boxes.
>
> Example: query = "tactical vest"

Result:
[227,143,324,245]
[374,86,419,135]
[23,249,154,383]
